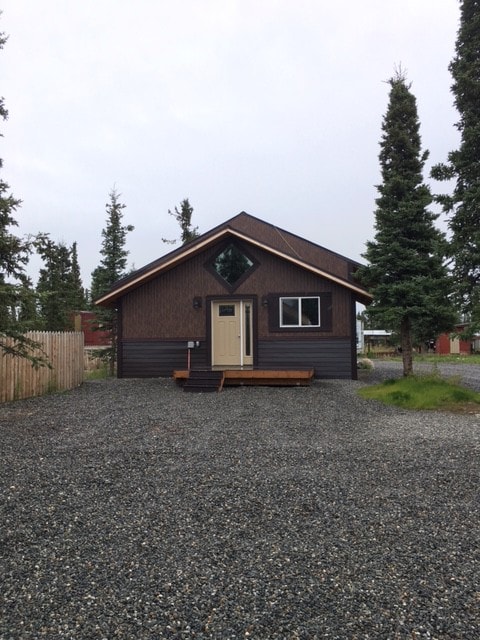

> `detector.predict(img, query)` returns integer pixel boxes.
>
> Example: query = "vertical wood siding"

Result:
[121,242,354,340]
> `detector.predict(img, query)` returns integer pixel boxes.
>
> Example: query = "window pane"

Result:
[245,304,251,356]
[213,244,254,286]
[301,297,319,326]
[281,298,299,325]
[219,304,235,316]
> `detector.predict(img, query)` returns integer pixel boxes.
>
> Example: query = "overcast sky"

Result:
[2,0,461,288]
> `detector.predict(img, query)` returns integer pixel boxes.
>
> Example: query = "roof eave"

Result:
[95,227,372,306]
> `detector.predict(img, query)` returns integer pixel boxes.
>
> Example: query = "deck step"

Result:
[174,369,314,387]
[183,370,225,392]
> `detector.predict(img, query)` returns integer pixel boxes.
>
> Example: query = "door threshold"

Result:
[211,365,254,371]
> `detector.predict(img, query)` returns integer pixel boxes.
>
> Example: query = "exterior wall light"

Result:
[193,297,202,309]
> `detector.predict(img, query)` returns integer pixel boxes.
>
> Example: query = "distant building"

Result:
[435,324,473,355]
[356,320,393,353]
[364,329,392,346]
[71,311,111,347]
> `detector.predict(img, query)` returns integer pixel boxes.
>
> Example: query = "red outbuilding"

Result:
[72,311,111,347]
[435,325,472,355]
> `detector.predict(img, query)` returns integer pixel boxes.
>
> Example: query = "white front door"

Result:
[211,300,253,367]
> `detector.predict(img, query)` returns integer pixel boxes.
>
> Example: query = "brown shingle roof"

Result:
[95,212,371,306]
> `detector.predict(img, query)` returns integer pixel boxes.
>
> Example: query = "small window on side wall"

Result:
[280,296,320,327]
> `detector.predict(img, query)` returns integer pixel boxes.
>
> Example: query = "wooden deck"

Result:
[173,369,315,387]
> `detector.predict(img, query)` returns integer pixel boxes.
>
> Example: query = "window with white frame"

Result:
[279,296,320,327]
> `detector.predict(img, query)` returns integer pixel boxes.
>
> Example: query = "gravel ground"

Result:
[1,364,479,639]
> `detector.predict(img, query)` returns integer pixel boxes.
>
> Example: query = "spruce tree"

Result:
[69,242,86,311]
[0,24,24,330]
[91,188,134,375]
[431,0,480,329]
[0,18,46,365]
[162,198,199,245]
[36,239,79,330]
[17,276,39,329]
[357,71,455,376]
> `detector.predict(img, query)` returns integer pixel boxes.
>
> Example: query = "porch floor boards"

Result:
[173,368,315,387]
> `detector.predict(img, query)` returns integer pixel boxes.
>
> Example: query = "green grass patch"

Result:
[414,354,480,365]
[358,374,480,411]
[85,366,111,381]
[365,353,480,365]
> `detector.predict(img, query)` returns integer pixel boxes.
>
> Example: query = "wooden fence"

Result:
[0,331,84,403]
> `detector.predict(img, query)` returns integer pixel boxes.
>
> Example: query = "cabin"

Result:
[95,212,372,380]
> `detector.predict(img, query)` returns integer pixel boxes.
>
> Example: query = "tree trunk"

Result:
[400,316,413,376]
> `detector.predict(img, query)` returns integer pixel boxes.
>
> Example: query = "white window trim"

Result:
[279,296,321,328]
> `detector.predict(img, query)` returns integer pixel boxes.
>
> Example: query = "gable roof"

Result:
[95,212,372,306]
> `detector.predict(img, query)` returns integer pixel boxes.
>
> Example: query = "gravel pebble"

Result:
[1,364,479,639]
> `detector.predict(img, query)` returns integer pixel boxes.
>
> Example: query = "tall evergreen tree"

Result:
[0,18,46,365]
[17,276,39,329]
[36,239,78,330]
[0,24,24,328]
[431,0,480,329]
[91,188,134,375]
[162,198,199,245]
[357,71,455,376]
[69,241,86,311]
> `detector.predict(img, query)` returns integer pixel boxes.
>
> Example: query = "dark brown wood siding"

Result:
[121,240,354,340]
[119,337,353,378]
[258,338,353,378]
[120,340,208,378]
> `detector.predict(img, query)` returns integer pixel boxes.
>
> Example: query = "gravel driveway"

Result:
[366,359,480,392]
[1,364,479,639]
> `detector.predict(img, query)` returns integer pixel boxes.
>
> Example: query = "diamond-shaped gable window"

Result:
[212,244,254,287]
